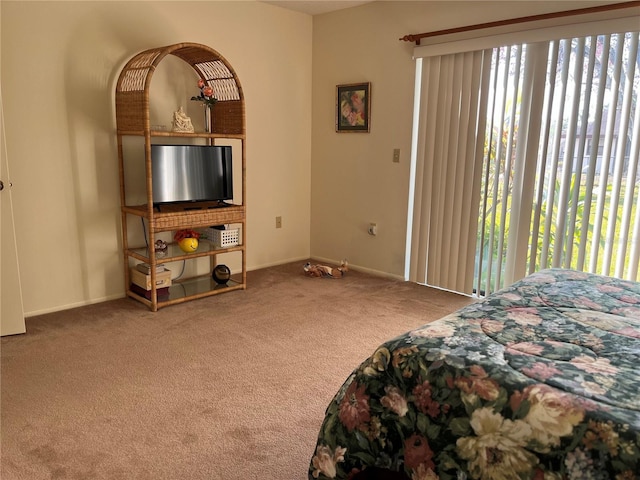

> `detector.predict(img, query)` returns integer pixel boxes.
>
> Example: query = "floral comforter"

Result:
[309,269,640,480]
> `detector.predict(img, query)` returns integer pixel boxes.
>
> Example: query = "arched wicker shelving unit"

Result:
[115,43,246,311]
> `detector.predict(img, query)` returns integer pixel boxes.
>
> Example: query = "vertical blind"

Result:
[407,24,640,295]
[407,50,491,293]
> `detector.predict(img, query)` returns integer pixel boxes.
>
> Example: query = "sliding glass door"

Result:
[408,25,640,296]
[476,32,639,295]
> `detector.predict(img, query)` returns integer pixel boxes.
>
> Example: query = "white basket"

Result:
[204,228,239,248]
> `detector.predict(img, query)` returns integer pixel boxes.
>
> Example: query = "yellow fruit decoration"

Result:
[178,237,199,253]
[174,229,201,253]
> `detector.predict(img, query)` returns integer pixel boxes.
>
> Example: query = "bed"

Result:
[308,269,640,479]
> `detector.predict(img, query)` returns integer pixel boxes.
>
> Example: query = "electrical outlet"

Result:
[276,216,282,228]
[393,148,400,163]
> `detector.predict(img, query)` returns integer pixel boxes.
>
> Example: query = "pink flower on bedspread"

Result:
[501,292,523,302]
[506,342,545,356]
[455,365,501,401]
[412,322,455,338]
[520,362,563,381]
[413,381,441,418]
[618,294,640,304]
[381,385,408,417]
[574,296,607,311]
[615,306,640,318]
[578,333,605,351]
[598,284,624,293]
[311,444,347,479]
[481,319,505,334]
[404,434,435,470]
[339,381,371,432]
[529,272,558,283]
[507,307,543,326]
[570,355,619,375]
[581,381,608,396]
[613,326,640,338]
[410,462,439,480]
[569,311,630,333]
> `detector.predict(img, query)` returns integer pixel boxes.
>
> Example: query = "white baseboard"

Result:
[247,256,310,272]
[26,257,403,317]
[25,293,126,318]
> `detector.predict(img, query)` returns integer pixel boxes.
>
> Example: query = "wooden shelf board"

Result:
[117,130,245,139]
[127,275,245,310]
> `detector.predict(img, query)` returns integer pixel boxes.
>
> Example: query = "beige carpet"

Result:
[1,261,471,480]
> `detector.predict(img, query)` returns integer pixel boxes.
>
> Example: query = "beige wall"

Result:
[310,0,618,278]
[1,0,618,315]
[1,1,312,315]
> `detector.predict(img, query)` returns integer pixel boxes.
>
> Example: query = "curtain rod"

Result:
[400,1,640,44]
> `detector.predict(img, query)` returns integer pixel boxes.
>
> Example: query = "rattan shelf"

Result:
[115,42,247,311]
[122,204,245,231]
[127,275,244,309]
[125,240,244,264]
[117,130,246,140]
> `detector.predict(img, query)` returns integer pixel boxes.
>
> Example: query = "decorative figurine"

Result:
[171,106,194,133]
[303,260,349,279]
[154,239,168,258]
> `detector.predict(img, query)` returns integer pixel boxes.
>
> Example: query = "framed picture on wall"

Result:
[336,82,370,132]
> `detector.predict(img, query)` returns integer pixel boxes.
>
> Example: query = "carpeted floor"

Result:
[1,261,471,480]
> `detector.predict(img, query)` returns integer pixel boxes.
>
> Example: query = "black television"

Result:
[151,145,233,205]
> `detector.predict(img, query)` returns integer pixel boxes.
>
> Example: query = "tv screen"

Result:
[151,145,233,205]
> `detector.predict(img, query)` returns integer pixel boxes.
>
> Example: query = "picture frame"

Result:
[336,82,370,133]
